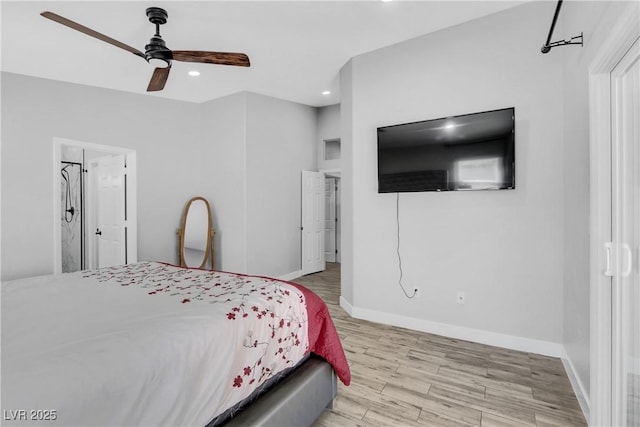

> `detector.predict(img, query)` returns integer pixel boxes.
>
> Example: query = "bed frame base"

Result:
[224,356,337,427]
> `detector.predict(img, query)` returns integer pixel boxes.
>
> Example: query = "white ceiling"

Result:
[1,1,526,107]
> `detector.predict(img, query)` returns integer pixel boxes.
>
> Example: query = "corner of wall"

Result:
[561,346,591,423]
[338,59,354,306]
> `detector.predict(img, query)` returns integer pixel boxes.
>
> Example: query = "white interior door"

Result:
[93,154,127,268]
[611,37,640,427]
[324,177,336,263]
[301,170,325,275]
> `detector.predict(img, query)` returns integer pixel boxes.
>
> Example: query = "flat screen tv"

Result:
[377,107,515,193]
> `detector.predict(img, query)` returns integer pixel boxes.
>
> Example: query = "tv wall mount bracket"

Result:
[541,0,583,54]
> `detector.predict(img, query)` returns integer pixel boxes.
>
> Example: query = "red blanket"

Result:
[289,283,351,385]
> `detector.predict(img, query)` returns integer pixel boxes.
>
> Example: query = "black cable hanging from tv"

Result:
[541,0,583,54]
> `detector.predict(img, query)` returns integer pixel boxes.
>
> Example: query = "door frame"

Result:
[321,169,341,263]
[60,160,84,271]
[52,138,137,274]
[589,4,639,425]
[324,176,337,263]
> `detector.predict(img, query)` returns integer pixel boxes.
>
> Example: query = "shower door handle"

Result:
[95,228,102,236]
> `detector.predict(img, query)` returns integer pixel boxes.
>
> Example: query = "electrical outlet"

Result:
[456,291,465,304]
[414,288,420,298]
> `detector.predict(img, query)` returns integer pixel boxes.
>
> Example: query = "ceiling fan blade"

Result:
[147,67,170,92]
[41,11,145,59]
[172,51,250,67]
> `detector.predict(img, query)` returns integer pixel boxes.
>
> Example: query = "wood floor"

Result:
[294,263,587,427]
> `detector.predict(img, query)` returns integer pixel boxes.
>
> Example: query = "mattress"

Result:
[1,262,350,426]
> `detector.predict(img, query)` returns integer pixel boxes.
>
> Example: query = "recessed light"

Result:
[188,70,200,77]
[322,90,331,95]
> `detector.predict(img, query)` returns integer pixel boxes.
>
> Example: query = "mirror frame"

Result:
[177,196,215,269]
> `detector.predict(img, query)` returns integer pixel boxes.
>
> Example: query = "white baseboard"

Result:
[339,300,563,357]
[561,348,591,424]
[277,270,303,282]
[339,296,353,316]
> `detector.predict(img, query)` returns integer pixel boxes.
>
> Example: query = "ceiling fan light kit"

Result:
[41,7,250,92]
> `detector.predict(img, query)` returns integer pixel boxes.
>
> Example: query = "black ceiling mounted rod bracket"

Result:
[542,32,584,53]
[540,0,583,54]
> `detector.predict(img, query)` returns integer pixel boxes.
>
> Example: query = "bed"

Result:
[1,261,350,426]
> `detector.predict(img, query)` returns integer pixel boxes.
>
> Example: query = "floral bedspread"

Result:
[2,262,349,427]
[84,262,312,390]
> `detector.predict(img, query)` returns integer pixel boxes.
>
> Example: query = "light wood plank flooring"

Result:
[294,263,587,427]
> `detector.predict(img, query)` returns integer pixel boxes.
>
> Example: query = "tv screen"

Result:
[377,107,515,193]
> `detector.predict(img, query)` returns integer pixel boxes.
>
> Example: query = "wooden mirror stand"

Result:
[177,196,215,269]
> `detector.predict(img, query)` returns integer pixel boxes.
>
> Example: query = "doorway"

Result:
[301,170,342,275]
[60,160,84,272]
[590,9,639,425]
[609,37,640,427]
[324,175,341,263]
[53,138,137,274]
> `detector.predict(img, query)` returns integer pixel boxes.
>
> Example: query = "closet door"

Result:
[611,37,640,427]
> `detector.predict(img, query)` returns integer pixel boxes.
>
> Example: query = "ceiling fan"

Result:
[40,7,251,92]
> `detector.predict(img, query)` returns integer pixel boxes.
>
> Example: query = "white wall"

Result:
[200,92,248,272]
[199,92,317,278]
[317,104,341,171]
[245,93,317,277]
[341,2,565,350]
[2,74,318,282]
[340,59,355,304]
[1,73,202,281]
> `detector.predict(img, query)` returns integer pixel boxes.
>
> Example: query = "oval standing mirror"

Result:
[178,197,215,269]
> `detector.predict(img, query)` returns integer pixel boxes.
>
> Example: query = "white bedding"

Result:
[1,262,309,426]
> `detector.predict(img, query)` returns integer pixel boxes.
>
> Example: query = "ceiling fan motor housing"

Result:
[145,7,172,68]
[145,36,172,67]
